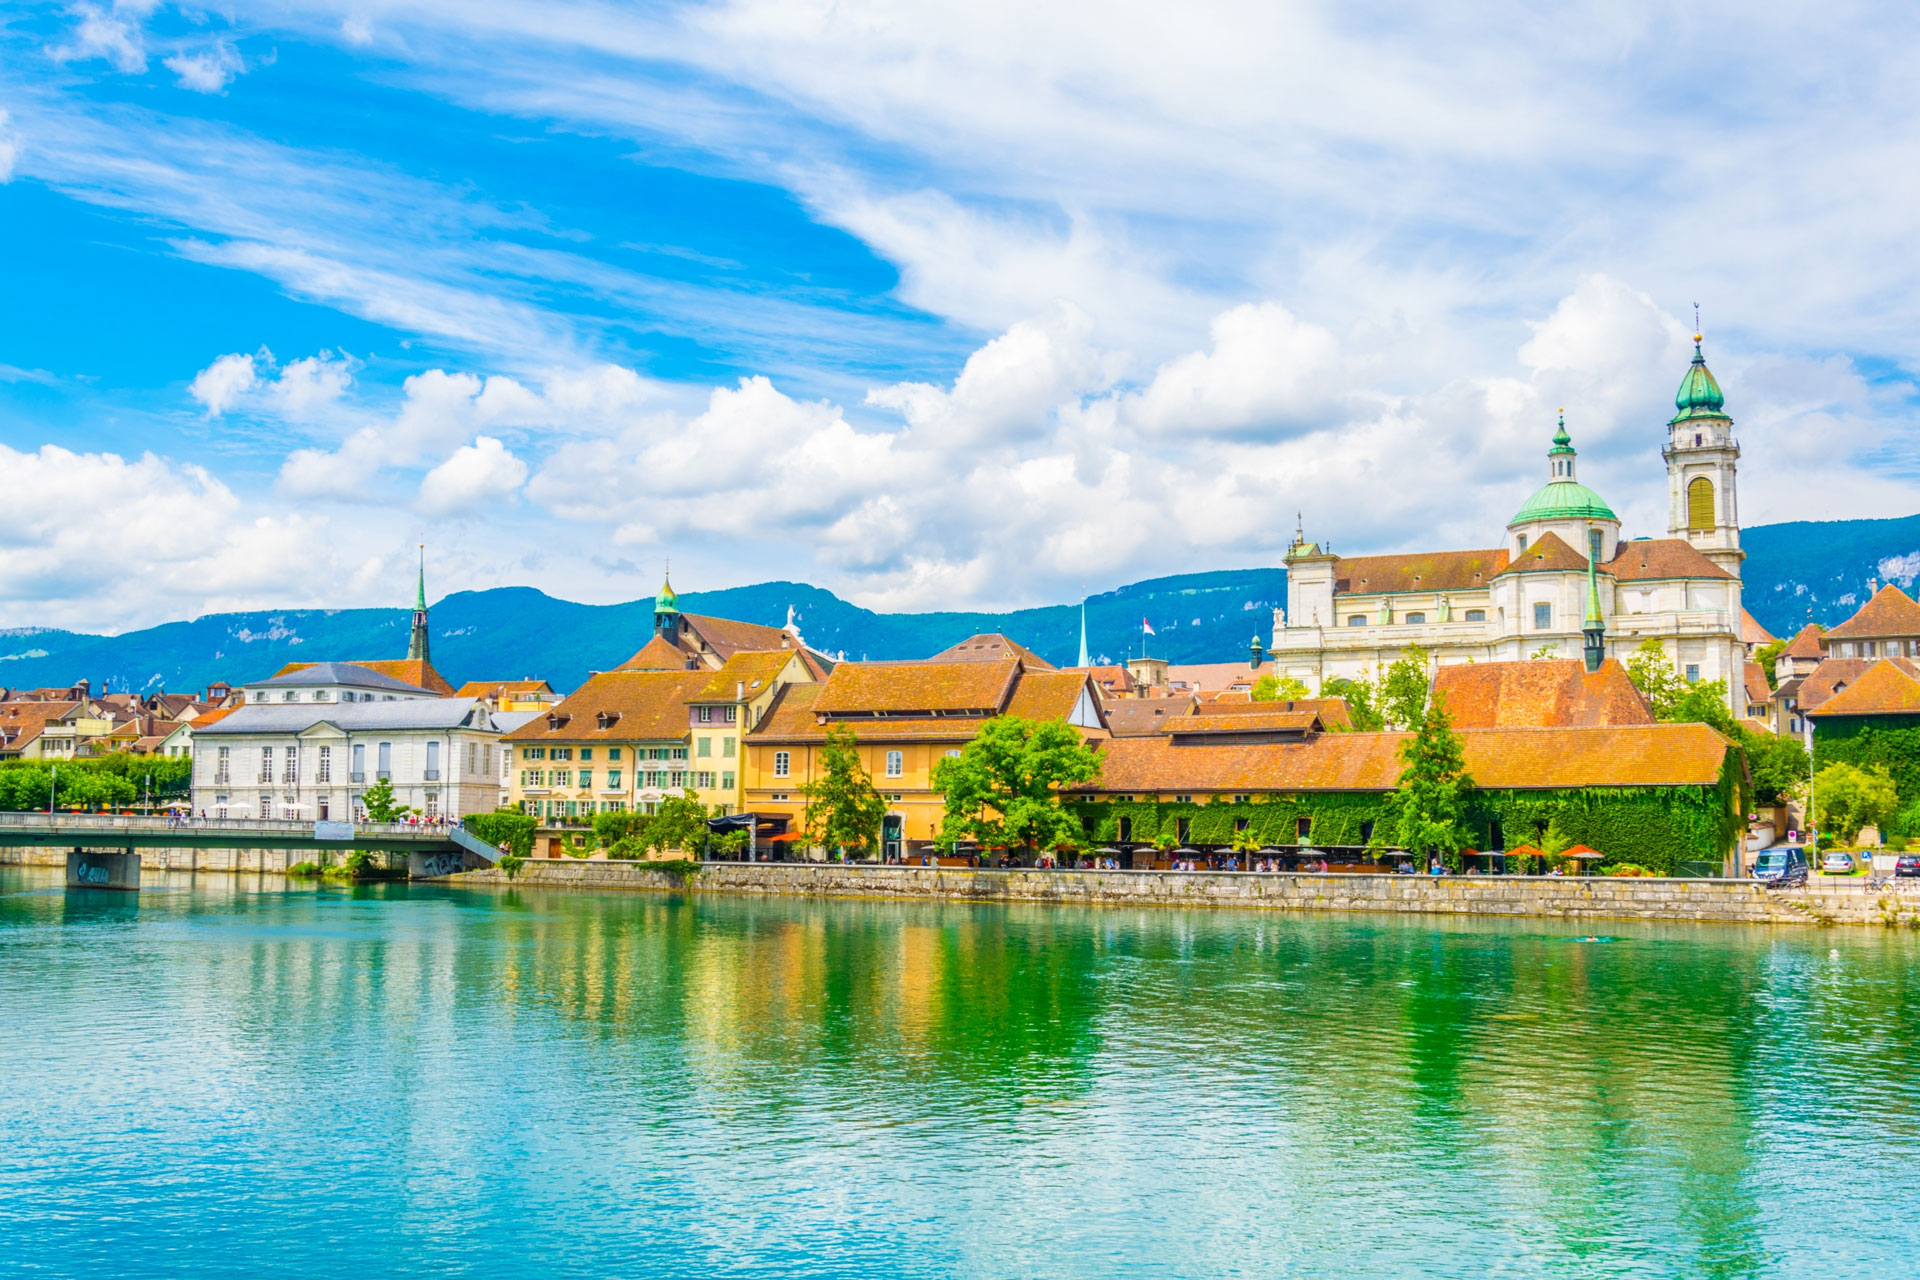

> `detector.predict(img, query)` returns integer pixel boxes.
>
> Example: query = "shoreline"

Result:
[448,858,1920,929]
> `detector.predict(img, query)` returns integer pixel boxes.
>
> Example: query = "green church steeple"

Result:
[1670,334,1727,424]
[407,545,431,664]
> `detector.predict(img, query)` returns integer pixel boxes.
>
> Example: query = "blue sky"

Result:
[3,0,1919,632]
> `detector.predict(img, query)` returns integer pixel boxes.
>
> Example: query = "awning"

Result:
[765,832,802,842]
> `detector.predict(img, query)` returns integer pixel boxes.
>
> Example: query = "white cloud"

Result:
[47,2,152,74]
[0,111,16,183]
[1121,302,1345,439]
[165,42,247,94]
[188,351,260,415]
[271,351,358,416]
[417,437,529,515]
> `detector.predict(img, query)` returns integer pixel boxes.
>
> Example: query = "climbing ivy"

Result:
[1813,718,1920,805]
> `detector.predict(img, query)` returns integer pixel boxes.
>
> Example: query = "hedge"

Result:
[1813,718,1920,805]
[1065,752,1744,877]
[464,810,538,858]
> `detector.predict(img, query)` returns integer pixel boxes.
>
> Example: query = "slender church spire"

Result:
[1582,529,1605,673]
[1077,598,1091,668]
[407,544,431,664]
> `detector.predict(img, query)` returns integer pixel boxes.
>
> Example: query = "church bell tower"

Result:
[1664,325,1743,575]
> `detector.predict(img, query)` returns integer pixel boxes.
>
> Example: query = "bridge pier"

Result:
[67,847,141,891]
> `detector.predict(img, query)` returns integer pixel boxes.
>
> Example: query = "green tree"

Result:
[1741,728,1809,807]
[593,808,653,847]
[646,790,714,855]
[1625,638,1687,719]
[1251,673,1310,702]
[801,724,887,858]
[1379,643,1431,730]
[932,716,1103,858]
[359,776,413,822]
[1753,638,1787,689]
[1814,762,1897,844]
[1322,673,1383,731]
[1393,692,1474,859]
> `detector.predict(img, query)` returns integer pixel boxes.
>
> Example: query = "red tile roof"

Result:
[689,650,807,702]
[615,634,697,671]
[929,634,1055,669]
[1783,623,1827,659]
[1806,659,1920,718]
[749,665,1098,743]
[1605,539,1735,582]
[454,679,555,698]
[1186,697,1353,730]
[1795,657,1920,713]
[1434,659,1652,730]
[1072,723,1732,795]
[0,699,80,752]
[1103,695,1198,737]
[1743,662,1771,710]
[1821,584,1920,641]
[1334,548,1509,595]
[502,670,710,742]
[1741,608,1776,646]
[1495,531,1592,576]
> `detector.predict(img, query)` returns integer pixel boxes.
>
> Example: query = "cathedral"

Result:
[1268,334,1747,714]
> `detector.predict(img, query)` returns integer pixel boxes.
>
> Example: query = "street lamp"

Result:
[48,764,57,815]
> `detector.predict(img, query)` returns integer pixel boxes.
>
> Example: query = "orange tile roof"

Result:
[1806,659,1920,718]
[615,634,696,671]
[1003,669,1100,724]
[683,613,794,658]
[1741,608,1776,646]
[1073,723,1732,795]
[812,660,1019,716]
[1066,665,1136,693]
[1783,623,1826,659]
[749,667,1097,743]
[1743,661,1771,709]
[1605,538,1735,582]
[1434,659,1652,730]
[1168,709,1323,735]
[690,650,805,702]
[1165,661,1265,691]
[0,699,80,751]
[930,634,1055,668]
[185,706,235,731]
[1495,531,1592,576]
[454,679,554,698]
[1796,657,1920,713]
[1334,548,1509,595]
[1190,696,1350,725]
[272,658,454,695]
[1822,584,1920,641]
[501,669,708,742]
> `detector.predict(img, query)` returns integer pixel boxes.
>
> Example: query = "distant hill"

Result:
[3,514,1914,695]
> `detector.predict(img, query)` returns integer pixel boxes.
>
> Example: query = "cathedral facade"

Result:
[1267,337,1747,714]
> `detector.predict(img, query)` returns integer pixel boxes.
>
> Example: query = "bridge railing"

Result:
[0,813,456,841]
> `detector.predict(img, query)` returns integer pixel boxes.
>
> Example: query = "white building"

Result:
[1267,338,1748,713]
[190,698,509,821]
[239,662,441,707]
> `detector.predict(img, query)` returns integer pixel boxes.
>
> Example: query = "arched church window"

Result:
[1687,476,1715,531]
[1517,534,1528,552]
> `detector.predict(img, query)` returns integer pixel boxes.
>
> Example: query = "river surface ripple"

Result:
[2,866,1917,1279]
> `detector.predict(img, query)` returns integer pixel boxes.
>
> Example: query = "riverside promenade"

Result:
[447,859,1920,929]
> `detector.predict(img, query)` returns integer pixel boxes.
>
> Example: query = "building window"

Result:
[553,748,573,761]
[553,770,571,787]
[1405,612,1426,625]
[1234,817,1251,833]
[698,737,712,758]
[377,742,392,780]
[723,738,735,758]
[1517,534,1528,552]
[698,771,718,789]
[885,750,903,778]
[721,771,734,791]
[1685,664,1700,683]
[523,747,543,760]
[608,770,621,789]
[317,745,330,783]
[698,706,713,723]
[671,747,688,761]
[1176,817,1190,843]
[1533,603,1552,630]
[577,771,592,790]
[1360,820,1374,845]
[284,746,298,784]
[770,793,789,803]
[215,794,228,819]
[1117,816,1132,842]
[352,742,365,782]
[216,746,230,784]
[426,741,440,781]
[1347,616,1367,627]
[609,748,622,761]
[724,706,737,723]
[1297,817,1312,841]
[669,771,685,787]
[1465,609,1486,623]
[774,751,791,778]
[1687,476,1715,531]
[424,791,439,817]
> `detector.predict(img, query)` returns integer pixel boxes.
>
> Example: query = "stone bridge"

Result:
[0,813,496,878]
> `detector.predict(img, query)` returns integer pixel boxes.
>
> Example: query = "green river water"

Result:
[2,865,1917,1278]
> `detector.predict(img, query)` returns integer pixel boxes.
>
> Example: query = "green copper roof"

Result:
[413,546,427,612]
[1670,340,1726,423]
[1511,480,1619,525]
[654,575,680,615]
[1549,411,1574,455]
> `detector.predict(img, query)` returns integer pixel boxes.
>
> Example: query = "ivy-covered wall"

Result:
[1813,717,1920,803]
[1066,752,1744,876]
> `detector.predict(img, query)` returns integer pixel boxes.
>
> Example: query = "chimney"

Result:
[736,681,745,699]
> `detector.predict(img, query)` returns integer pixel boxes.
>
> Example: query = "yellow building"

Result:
[503,651,814,824]
[742,652,1106,859]
[453,679,563,713]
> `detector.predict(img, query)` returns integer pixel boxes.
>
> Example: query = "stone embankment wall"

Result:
[451,860,1920,928]
[4,845,304,873]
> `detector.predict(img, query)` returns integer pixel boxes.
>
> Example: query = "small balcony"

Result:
[350,771,366,783]
[376,771,391,781]
[424,770,440,781]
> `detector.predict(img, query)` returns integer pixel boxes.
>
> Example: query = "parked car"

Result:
[1821,851,1857,875]
[1752,847,1810,886]
[1895,854,1920,879]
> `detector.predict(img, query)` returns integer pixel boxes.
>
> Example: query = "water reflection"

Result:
[2,867,1917,1279]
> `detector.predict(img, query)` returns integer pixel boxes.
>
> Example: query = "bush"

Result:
[593,810,653,847]
[497,852,525,879]
[1606,863,1656,877]
[465,810,537,857]
[287,861,321,877]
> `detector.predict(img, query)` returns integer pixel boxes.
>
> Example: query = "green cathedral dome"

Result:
[1510,479,1618,525]
[1670,339,1726,423]
[654,575,680,615]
